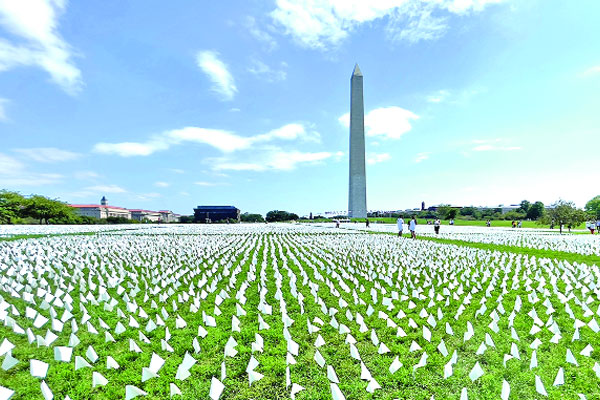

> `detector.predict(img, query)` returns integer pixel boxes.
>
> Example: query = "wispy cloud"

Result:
[582,65,600,77]
[154,181,170,188]
[0,0,82,94]
[367,153,391,165]
[93,123,320,157]
[0,98,8,121]
[194,181,227,186]
[339,106,419,140]
[415,152,430,163]
[470,139,521,152]
[13,147,81,162]
[427,90,450,103]
[74,170,100,180]
[0,152,62,186]
[270,0,507,49]
[86,184,127,194]
[210,148,343,172]
[245,16,277,51]
[196,50,237,100]
[247,59,287,82]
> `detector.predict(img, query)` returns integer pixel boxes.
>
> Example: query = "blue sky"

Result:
[0,0,599,216]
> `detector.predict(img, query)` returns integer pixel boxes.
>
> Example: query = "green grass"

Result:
[1,230,600,399]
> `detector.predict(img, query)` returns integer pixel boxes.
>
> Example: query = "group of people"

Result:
[396,216,442,238]
[586,220,600,234]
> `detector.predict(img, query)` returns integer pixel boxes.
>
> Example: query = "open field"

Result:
[1,224,600,399]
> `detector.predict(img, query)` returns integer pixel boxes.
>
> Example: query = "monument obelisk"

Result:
[348,64,367,219]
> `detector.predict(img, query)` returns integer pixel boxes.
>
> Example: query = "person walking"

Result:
[486,219,491,227]
[596,219,600,234]
[409,216,417,239]
[434,219,441,234]
[397,216,404,237]
[365,218,370,228]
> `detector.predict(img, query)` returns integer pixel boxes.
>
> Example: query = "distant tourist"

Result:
[397,216,404,237]
[409,216,417,239]
[434,219,441,234]
[335,219,340,228]
[512,220,516,228]
[596,219,600,234]
[587,221,596,234]
[365,218,370,228]
[517,220,522,228]
[449,219,454,226]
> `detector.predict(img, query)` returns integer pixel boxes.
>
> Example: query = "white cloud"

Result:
[582,65,600,77]
[415,152,430,162]
[270,0,506,49]
[93,123,320,157]
[194,181,227,186]
[0,0,82,93]
[167,128,250,153]
[211,148,338,172]
[93,138,170,157]
[0,151,63,186]
[367,152,391,165]
[339,106,419,140]
[427,89,450,103]
[85,184,127,194]
[13,147,81,162]
[245,16,277,50]
[196,50,237,100]
[247,59,287,82]
[74,170,100,180]
[0,97,8,120]
[154,181,170,188]
[168,168,185,174]
[470,139,521,152]
[473,144,521,151]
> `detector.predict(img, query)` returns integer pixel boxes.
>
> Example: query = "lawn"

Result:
[0,225,599,399]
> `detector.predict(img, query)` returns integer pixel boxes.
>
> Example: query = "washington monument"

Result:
[348,64,367,218]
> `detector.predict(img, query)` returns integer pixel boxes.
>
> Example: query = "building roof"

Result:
[129,209,160,214]
[69,204,129,210]
[195,206,239,210]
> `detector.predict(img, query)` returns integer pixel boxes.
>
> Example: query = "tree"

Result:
[266,210,298,222]
[0,190,26,224]
[436,205,457,220]
[241,213,265,223]
[541,200,587,233]
[518,200,531,214]
[22,195,76,224]
[585,196,600,219]
[526,201,545,220]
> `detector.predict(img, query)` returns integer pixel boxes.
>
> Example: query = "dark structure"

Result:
[193,206,240,223]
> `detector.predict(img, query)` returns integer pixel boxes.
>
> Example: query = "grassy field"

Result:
[1,227,599,399]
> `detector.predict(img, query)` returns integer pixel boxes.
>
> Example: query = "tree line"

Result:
[0,190,142,225]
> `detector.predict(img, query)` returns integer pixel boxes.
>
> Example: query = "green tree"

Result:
[541,200,586,233]
[241,212,265,223]
[266,210,299,222]
[585,196,600,219]
[526,201,545,220]
[23,195,76,224]
[0,190,26,224]
[436,205,457,220]
[518,200,531,214]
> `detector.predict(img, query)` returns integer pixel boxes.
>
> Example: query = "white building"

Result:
[70,201,131,219]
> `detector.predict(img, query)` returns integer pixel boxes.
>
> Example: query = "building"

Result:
[70,197,131,219]
[159,210,180,223]
[348,64,367,218]
[194,206,240,223]
[70,197,179,222]
[129,209,161,222]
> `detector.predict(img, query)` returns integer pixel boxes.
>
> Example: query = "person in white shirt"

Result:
[409,216,417,239]
[397,217,404,237]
